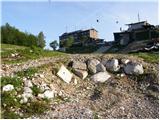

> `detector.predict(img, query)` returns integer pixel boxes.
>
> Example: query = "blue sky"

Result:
[1,0,159,49]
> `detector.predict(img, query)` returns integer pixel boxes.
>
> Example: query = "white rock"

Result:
[24,87,32,93]
[2,84,14,92]
[24,80,33,87]
[20,97,28,104]
[22,77,27,81]
[57,65,73,83]
[17,95,22,98]
[74,69,88,79]
[121,59,130,65]
[72,61,87,70]
[22,92,33,98]
[38,93,45,98]
[96,63,106,72]
[43,90,55,99]
[87,59,100,74]
[74,78,78,85]
[124,62,144,75]
[120,73,125,77]
[35,73,38,76]
[105,59,120,72]
[91,72,111,83]
[11,53,15,57]
[124,59,130,64]
[39,74,44,78]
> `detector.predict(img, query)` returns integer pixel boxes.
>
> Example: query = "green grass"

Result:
[130,52,159,63]
[1,77,23,119]
[16,67,38,78]
[1,75,49,119]
[1,77,23,92]
[31,85,42,96]
[93,112,99,119]
[1,44,66,64]
[20,100,49,118]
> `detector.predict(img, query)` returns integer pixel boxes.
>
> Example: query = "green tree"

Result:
[37,32,46,48]
[1,23,40,47]
[64,36,74,48]
[50,40,58,50]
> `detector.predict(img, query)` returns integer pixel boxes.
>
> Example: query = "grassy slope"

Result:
[1,44,66,64]
[130,52,159,63]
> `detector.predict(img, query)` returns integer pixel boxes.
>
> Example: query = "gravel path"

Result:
[1,56,69,77]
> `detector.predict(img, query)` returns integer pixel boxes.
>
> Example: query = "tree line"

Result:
[1,23,45,48]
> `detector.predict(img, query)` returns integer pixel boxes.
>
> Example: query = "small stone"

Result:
[74,69,88,79]
[120,73,125,77]
[39,74,45,78]
[11,53,15,57]
[20,97,28,104]
[17,95,22,98]
[2,84,14,92]
[91,72,111,83]
[57,65,73,83]
[43,90,55,99]
[38,93,45,98]
[24,87,32,93]
[24,80,33,87]
[74,78,78,85]
[121,59,130,65]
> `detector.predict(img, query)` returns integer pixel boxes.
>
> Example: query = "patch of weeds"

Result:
[31,85,42,96]
[93,112,99,119]
[1,44,66,64]
[21,100,49,117]
[42,98,51,103]
[1,110,21,119]
[1,76,23,119]
[1,91,22,118]
[130,52,158,63]
[1,76,23,92]
[16,67,38,78]
[1,91,21,109]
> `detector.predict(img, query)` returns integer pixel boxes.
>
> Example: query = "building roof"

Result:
[60,28,98,36]
[125,21,148,26]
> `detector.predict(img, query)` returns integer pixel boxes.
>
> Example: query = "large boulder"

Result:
[105,59,120,72]
[96,63,106,72]
[91,72,111,83]
[2,84,14,92]
[87,59,100,74]
[124,62,144,75]
[57,65,73,83]
[74,69,88,79]
[72,61,87,70]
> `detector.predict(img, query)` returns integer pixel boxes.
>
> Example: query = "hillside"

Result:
[0,44,159,119]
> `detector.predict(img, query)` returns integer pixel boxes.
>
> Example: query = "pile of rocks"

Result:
[57,58,144,84]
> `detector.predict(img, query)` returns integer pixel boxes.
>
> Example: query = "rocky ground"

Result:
[1,54,159,119]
